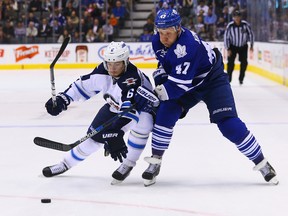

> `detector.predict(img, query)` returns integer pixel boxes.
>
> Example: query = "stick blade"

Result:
[33,137,73,151]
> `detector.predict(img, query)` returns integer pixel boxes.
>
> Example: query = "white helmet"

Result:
[103,41,130,71]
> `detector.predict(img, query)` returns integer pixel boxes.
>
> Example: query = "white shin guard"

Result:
[63,138,102,168]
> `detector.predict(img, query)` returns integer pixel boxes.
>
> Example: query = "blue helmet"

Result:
[155,8,181,29]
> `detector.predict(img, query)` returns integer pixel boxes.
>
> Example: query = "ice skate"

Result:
[253,158,279,185]
[111,163,133,185]
[142,156,162,187]
[42,162,69,177]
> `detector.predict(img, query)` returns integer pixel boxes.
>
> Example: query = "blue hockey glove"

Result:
[134,86,160,112]
[102,129,128,162]
[45,93,70,116]
[153,67,168,86]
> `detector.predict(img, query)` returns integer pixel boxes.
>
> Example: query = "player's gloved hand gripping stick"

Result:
[49,36,70,107]
[34,86,159,152]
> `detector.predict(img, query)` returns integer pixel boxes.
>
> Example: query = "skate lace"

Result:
[146,163,160,174]
[117,164,131,175]
[50,163,67,174]
[259,164,273,177]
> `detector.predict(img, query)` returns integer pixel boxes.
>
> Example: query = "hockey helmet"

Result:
[103,41,130,71]
[155,8,181,29]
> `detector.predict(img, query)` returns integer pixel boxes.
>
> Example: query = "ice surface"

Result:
[1,69,287,216]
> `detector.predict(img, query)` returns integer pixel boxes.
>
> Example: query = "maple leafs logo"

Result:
[174,44,187,58]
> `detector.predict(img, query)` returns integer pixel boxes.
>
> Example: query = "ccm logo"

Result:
[103,133,118,138]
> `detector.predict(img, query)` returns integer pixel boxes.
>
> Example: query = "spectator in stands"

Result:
[194,15,206,39]
[139,27,153,42]
[27,12,40,29]
[82,10,94,29]
[102,18,114,42]
[90,3,102,20]
[28,0,42,12]
[143,18,154,35]
[0,27,5,44]
[95,0,104,10]
[204,7,217,41]
[65,0,79,11]
[221,6,231,24]
[2,20,15,44]
[180,0,194,26]
[109,13,119,36]
[92,17,101,35]
[78,17,90,41]
[26,21,38,43]
[2,3,17,23]
[65,17,77,34]
[42,0,52,12]
[62,1,74,17]
[86,3,94,14]
[70,10,80,27]
[14,20,26,43]
[112,0,128,28]
[216,16,226,41]
[57,29,71,43]
[98,11,108,27]
[80,0,96,11]
[51,19,64,38]
[71,30,81,43]
[186,17,195,31]
[196,0,209,16]
[85,28,96,42]
[155,0,162,12]
[38,17,52,41]
[147,8,156,22]
[48,7,66,27]
[97,26,105,42]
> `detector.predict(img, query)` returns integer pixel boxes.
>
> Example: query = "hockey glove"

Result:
[134,86,160,112]
[45,92,71,116]
[153,67,168,86]
[102,129,128,162]
[155,84,169,101]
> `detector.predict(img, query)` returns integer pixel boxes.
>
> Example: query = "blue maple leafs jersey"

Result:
[64,62,152,113]
[152,27,217,100]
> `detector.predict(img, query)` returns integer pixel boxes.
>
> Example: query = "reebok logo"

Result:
[103,133,118,138]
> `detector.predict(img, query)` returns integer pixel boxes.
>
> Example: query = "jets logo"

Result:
[123,78,137,86]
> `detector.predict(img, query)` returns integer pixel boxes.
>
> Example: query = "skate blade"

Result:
[144,178,156,187]
[111,179,123,185]
[269,176,279,185]
[144,157,161,165]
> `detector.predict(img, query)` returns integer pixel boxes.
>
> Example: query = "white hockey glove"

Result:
[155,84,169,101]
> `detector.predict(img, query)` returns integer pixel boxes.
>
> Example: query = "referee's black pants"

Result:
[227,44,248,83]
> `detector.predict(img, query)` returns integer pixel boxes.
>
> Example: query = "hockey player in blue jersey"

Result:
[42,41,159,184]
[141,8,278,186]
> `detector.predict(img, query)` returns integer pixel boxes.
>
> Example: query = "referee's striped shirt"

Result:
[224,20,254,49]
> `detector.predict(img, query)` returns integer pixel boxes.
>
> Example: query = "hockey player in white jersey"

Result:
[42,41,159,184]
[142,9,278,186]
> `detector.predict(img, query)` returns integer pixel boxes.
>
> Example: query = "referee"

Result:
[224,10,254,84]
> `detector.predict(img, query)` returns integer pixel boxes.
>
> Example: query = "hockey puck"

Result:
[41,199,51,203]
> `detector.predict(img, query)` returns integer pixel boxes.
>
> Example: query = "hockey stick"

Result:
[34,105,135,151]
[50,36,70,107]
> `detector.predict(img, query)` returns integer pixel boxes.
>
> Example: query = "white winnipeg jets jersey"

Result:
[64,62,153,113]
